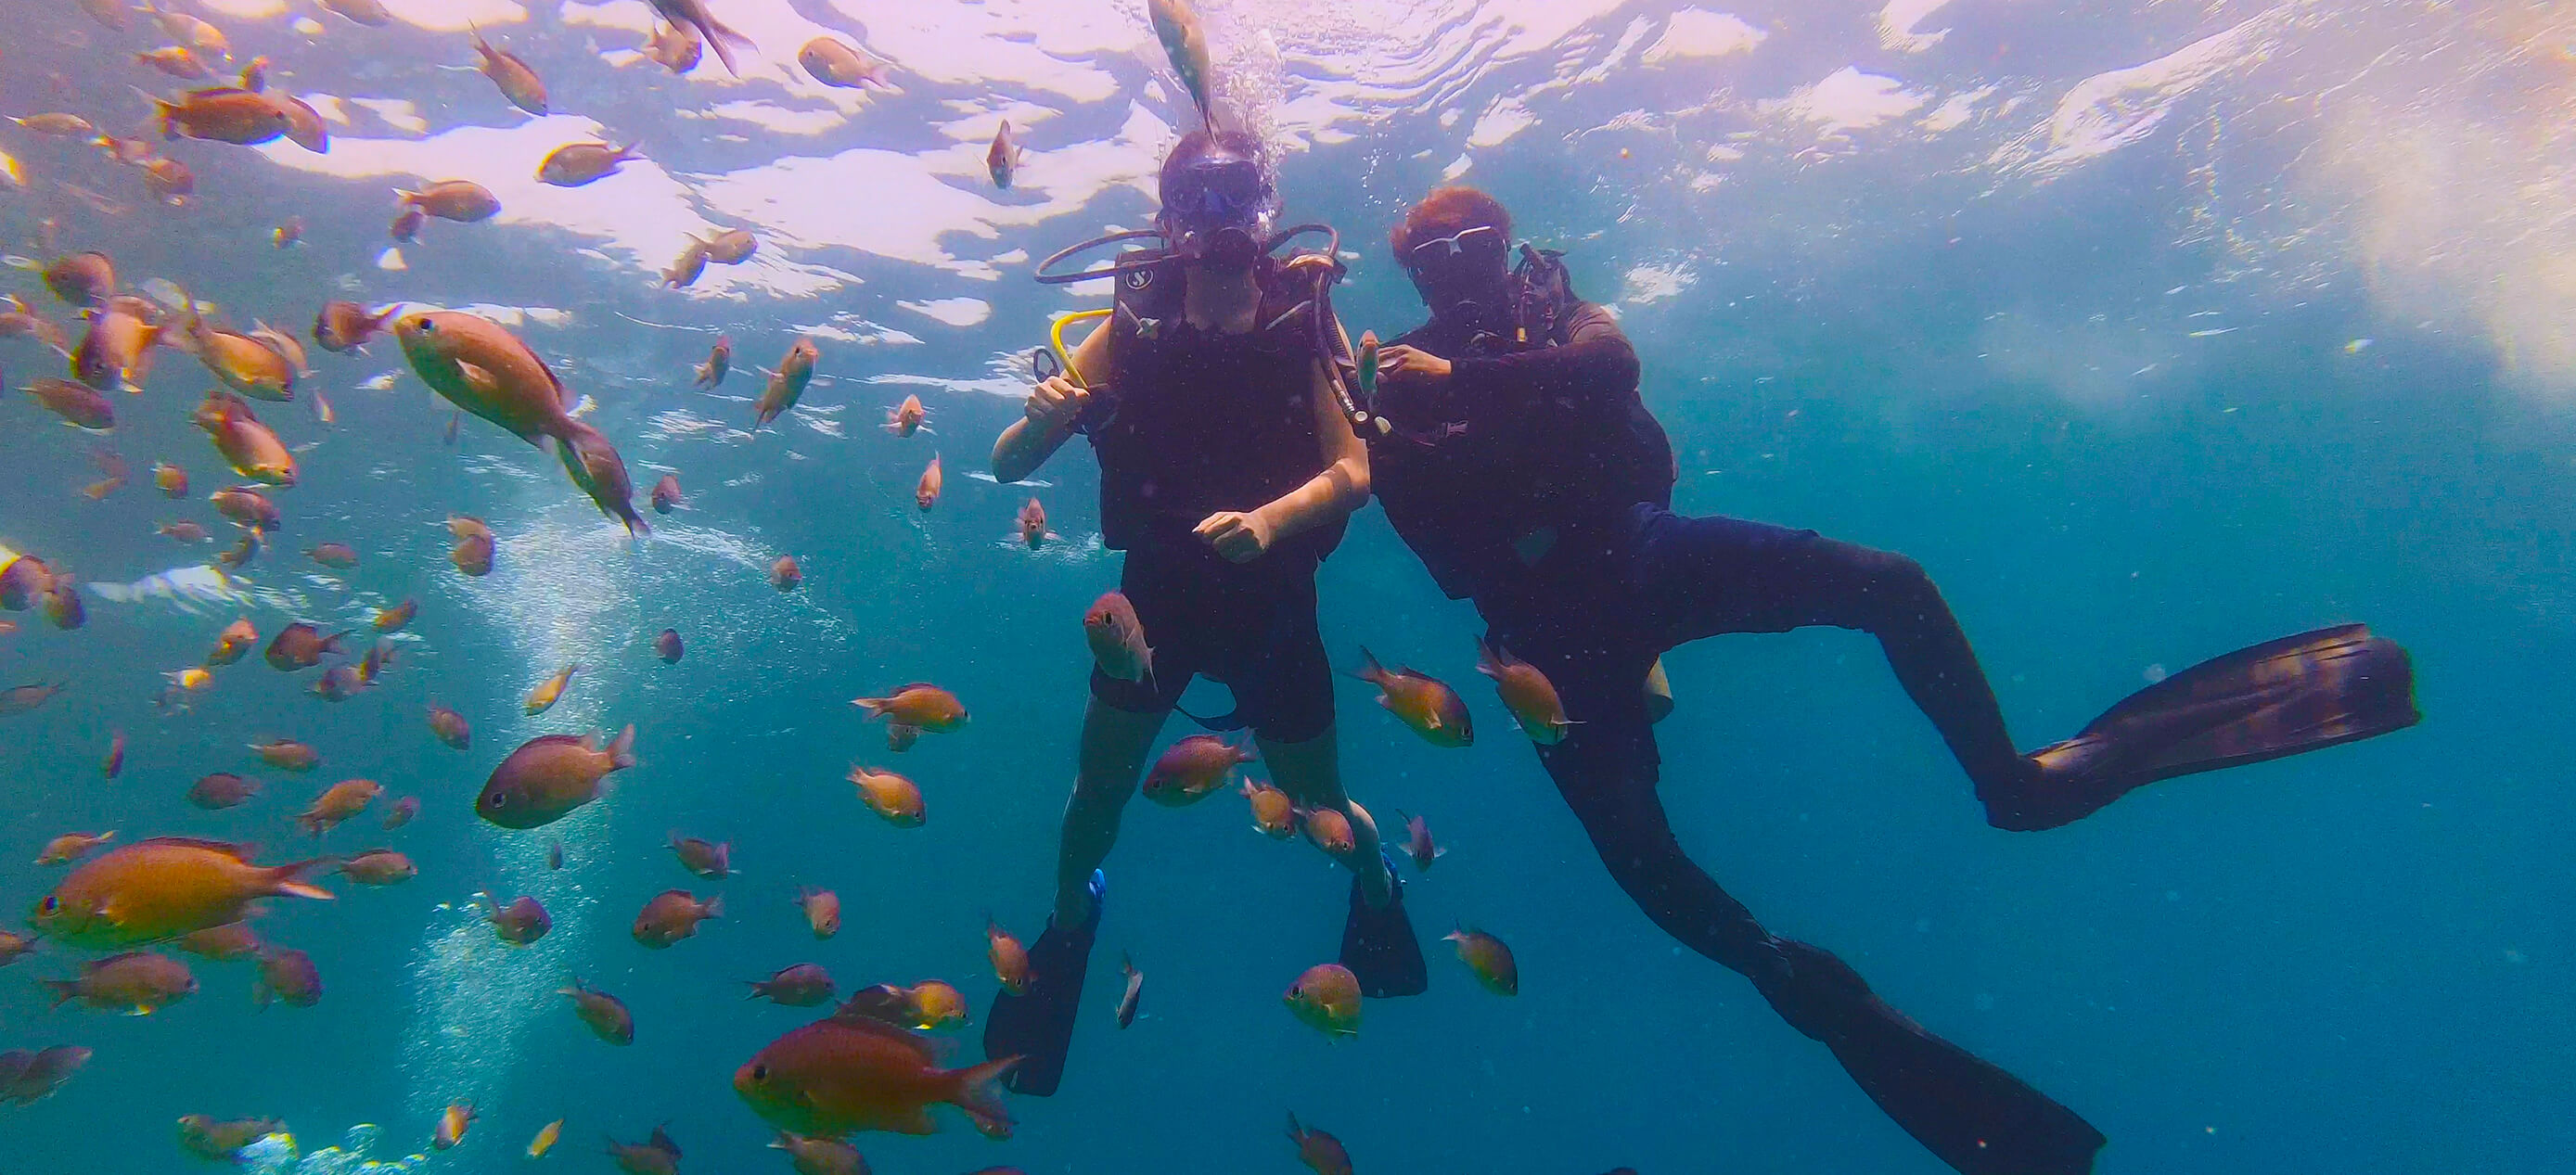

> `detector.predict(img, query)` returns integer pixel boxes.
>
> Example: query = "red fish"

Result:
[1140,734,1253,807]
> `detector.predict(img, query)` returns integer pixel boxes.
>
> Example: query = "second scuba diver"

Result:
[982,130,1426,1096]
[1357,186,2421,1175]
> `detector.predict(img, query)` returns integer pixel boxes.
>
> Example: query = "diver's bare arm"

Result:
[1251,359,1371,542]
[991,317,1114,483]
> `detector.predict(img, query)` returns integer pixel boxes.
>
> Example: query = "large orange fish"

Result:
[393,310,570,444]
[1475,637,1572,744]
[562,977,633,1042]
[850,683,966,733]
[32,837,330,948]
[797,887,840,939]
[914,454,942,511]
[1444,926,1519,995]
[294,778,381,837]
[523,663,579,714]
[632,889,722,948]
[478,726,637,828]
[734,1005,1016,1137]
[469,26,547,115]
[754,338,818,428]
[1141,734,1253,807]
[848,767,924,827]
[1282,963,1360,1039]
[1351,647,1472,747]
[191,390,296,485]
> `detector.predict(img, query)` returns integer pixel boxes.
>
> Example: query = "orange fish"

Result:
[42,251,115,307]
[264,622,346,671]
[650,474,683,514]
[152,88,292,145]
[914,454,942,510]
[555,419,650,537]
[527,1118,563,1159]
[295,778,382,837]
[734,1005,1016,1138]
[670,834,731,879]
[306,543,357,569]
[191,390,296,485]
[42,950,197,1013]
[693,338,728,388]
[1115,953,1143,1028]
[884,723,920,753]
[313,300,397,352]
[36,831,114,866]
[1016,498,1051,548]
[770,555,801,591]
[847,767,924,827]
[986,919,1029,994]
[71,296,163,391]
[1287,1113,1353,1175]
[32,837,331,949]
[885,395,924,436]
[799,36,888,89]
[1141,734,1252,807]
[135,45,213,79]
[986,120,1025,189]
[250,739,321,772]
[477,726,638,829]
[337,849,416,886]
[210,486,280,530]
[397,180,502,223]
[632,889,722,948]
[207,618,260,665]
[606,1126,681,1175]
[1396,810,1444,871]
[375,600,417,632]
[469,26,547,115]
[771,1131,866,1175]
[1299,806,1354,857]
[523,663,580,714]
[537,141,641,186]
[186,773,258,810]
[173,921,262,961]
[1351,647,1472,747]
[488,894,551,944]
[433,1101,475,1150]
[27,377,114,429]
[1083,592,1152,683]
[850,683,966,732]
[1444,926,1518,995]
[561,977,633,1042]
[1476,637,1572,744]
[391,205,427,242]
[798,887,840,939]
[747,963,837,1006]
[449,515,496,577]
[1242,779,1295,837]
[754,338,819,428]
[427,704,472,749]
[101,731,125,779]
[1282,963,1360,1039]
[654,629,685,663]
[381,796,419,829]
[153,463,189,497]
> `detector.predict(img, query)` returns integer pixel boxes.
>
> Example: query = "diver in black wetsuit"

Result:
[1362,186,2421,1175]
[981,131,1429,1099]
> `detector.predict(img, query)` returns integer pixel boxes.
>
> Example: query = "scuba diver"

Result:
[1358,186,2421,1175]
[982,130,1426,1097]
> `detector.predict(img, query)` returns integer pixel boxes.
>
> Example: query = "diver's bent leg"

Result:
[1633,508,2036,821]
[1053,696,1169,926]
[1261,726,1393,907]
[1539,742,2104,1173]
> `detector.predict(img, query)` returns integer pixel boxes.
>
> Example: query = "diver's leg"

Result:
[1532,696,2105,1175]
[1631,507,2038,816]
[986,693,1166,1097]
[1053,696,1171,925]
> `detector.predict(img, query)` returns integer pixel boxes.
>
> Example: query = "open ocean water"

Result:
[0,0,2569,1172]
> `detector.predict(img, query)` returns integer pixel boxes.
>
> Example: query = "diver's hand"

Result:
[1377,345,1452,384]
[1194,510,1275,564]
[1024,375,1091,431]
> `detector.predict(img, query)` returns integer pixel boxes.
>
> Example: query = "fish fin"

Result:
[949,1054,1019,1139]
[1474,635,1504,678]
[647,1125,679,1158]
[1343,646,1385,684]
[452,360,499,397]
[263,858,335,900]
[699,893,724,921]
[605,724,637,770]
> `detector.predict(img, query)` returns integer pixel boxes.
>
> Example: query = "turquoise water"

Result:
[2,1,2569,1172]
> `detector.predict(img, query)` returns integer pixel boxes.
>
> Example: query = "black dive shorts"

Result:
[1090,536,1335,745]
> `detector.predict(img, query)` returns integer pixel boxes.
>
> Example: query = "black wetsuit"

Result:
[1083,271,1343,744]
[1371,300,2106,1175]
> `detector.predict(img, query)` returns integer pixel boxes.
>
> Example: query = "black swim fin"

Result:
[1755,939,2105,1175]
[982,870,1103,1097]
[1339,858,1427,998]
[2006,623,2418,830]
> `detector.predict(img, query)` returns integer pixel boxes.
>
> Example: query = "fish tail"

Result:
[948,1054,1019,1138]
[1474,635,1504,677]
[40,979,81,1009]
[699,893,724,921]
[1345,645,1385,684]
[852,697,888,720]
[605,723,637,770]
[263,857,336,900]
